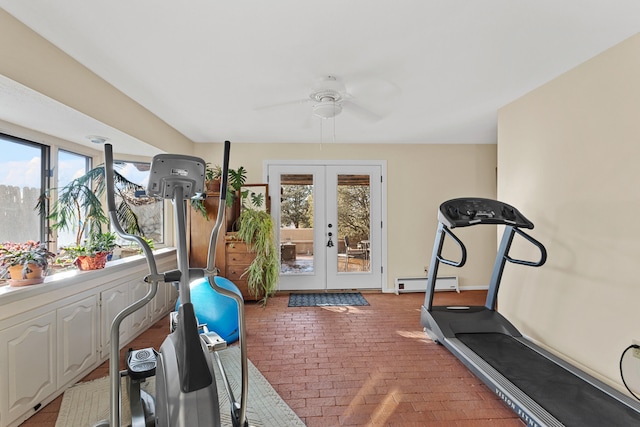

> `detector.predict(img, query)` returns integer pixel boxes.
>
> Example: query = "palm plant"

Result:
[36,164,147,248]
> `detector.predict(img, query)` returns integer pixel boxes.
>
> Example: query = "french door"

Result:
[268,162,383,291]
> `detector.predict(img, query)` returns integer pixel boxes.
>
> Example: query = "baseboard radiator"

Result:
[394,276,459,294]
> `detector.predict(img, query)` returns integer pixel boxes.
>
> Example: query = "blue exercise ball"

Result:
[175,276,242,344]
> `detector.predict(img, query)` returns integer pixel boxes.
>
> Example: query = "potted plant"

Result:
[0,240,55,286]
[61,232,117,271]
[235,208,279,305]
[204,163,223,193]
[192,164,248,223]
[119,237,155,258]
[36,164,150,271]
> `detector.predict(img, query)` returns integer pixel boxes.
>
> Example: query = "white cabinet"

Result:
[151,282,177,321]
[0,249,177,427]
[0,312,56,425]
[130,279,150,334]
[100,281,131,359]
[100,279,175,359]
[151,283,168,320]
[57,295,98,388]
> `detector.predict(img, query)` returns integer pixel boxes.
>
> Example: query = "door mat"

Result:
[288,292,369,307]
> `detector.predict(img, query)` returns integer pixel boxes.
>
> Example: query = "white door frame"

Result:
[264,159,388,292]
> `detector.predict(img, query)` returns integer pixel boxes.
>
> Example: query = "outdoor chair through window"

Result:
[339,236,367,271]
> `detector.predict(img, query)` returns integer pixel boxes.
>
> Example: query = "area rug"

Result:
[55,346,304,427]
[288,292,369,307]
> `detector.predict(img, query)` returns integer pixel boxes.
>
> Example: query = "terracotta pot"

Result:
[75,252,109,271]
[206,179,221,193]
[8,263,45,287]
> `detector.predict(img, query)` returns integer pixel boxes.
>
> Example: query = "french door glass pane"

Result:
[0,136,44,243]
[336,174,370,273]
[279,174,314,275]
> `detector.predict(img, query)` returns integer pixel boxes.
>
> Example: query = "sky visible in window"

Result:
[0,140,41,188]
[58,150,89,187]
[115,161,149,188]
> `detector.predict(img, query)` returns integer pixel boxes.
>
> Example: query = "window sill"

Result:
[0,247,176,307]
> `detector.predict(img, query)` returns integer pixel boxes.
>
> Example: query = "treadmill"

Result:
[421,198,640,427]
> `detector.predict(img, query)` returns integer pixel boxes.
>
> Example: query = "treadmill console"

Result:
[438,198,534,229]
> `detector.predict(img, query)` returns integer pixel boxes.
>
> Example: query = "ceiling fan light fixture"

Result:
[313,98,342,119]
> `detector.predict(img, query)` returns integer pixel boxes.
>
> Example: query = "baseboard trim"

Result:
[459,285,489,291]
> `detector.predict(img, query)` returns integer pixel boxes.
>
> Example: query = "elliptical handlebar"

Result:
[102,143,161,427]
[103,143,158,277]
[203,140,248,427]
[206,140,231,272]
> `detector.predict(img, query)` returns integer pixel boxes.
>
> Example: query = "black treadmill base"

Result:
[457,333,640,427]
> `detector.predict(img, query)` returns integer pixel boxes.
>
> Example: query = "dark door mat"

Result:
[288,292,369,307]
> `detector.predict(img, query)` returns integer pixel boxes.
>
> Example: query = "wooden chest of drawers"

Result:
[224,240,259,301]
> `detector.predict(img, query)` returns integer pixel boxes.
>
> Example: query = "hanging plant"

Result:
[236,208,279,305]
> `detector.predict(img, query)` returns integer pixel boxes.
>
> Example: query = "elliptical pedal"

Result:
[127,348,158,380]
[201,330,228,352]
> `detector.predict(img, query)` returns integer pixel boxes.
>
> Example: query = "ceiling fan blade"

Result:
[302,110,314,129]
[254,98,310,111]
[342,99,382,122]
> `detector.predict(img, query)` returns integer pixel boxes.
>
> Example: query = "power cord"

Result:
[619,344,640,402]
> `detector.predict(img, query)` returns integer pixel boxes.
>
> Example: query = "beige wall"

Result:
[193,142,497,291]
[497,33,640,390]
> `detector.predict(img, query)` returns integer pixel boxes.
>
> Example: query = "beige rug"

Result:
[55,346,305,427]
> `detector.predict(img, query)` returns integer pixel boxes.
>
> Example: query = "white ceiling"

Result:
[1,1,640,153]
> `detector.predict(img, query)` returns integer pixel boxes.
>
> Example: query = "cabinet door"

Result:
[0,312,56,425]
[100,282,130,358]
[150,282,169,321]
[226,241,256,300]
[130,279,150,335]
[57,295,98,388]
[168,282,178,308]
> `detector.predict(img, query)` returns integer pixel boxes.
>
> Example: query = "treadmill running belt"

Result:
[456,333,640,427]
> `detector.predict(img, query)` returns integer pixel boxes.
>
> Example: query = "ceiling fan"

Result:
[257,75,385,122]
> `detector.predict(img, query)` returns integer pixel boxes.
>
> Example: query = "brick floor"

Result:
[20,290,523,426]
[245,291,522,426]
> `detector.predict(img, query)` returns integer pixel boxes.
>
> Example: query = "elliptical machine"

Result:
[95,140,248,427]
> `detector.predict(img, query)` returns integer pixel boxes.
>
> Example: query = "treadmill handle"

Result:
[437,226,467,268]
[505,228,547,267]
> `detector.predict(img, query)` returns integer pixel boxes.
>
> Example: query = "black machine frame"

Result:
[421,197,640,427]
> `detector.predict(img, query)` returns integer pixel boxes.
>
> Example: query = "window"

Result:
[56,150,91,249]
[115,161,164,244]
[0,134,48,243]
[0,132,165,256]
